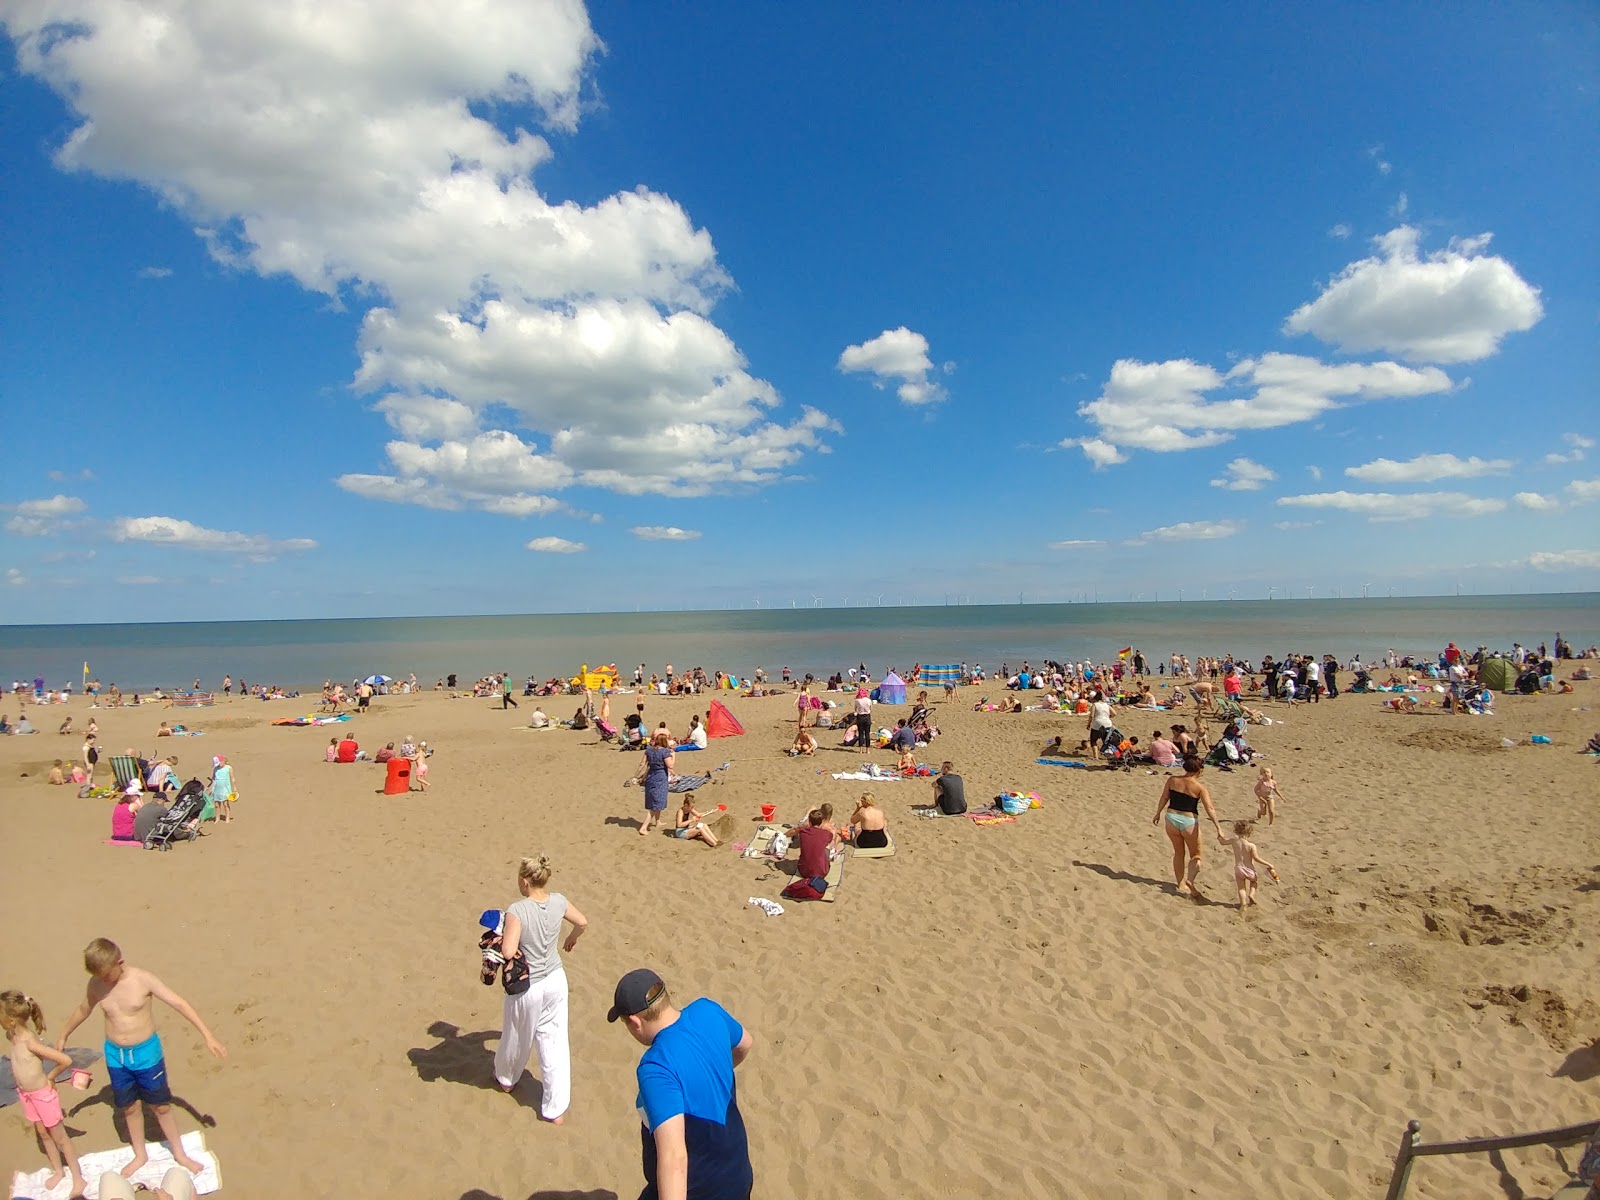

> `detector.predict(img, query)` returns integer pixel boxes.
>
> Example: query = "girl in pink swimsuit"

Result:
[1217,820,1278,909]
[2,990,86,1196]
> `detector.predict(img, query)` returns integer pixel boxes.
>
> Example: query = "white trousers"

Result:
[98,1168,195,1199]
[493,966,570,1120]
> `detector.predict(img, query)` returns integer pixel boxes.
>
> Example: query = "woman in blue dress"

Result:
[636,730,675,836]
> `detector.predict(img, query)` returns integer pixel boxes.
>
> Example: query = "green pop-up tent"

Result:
[1477,656,1515,692]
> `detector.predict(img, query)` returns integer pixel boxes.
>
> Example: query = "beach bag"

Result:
[767,831,791,858]
[997,793,1031,815]
[501,953,531,996]
[782,876,827,901]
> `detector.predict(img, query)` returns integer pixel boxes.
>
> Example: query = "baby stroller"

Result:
[145,779,206,850]
[595,717,619,743]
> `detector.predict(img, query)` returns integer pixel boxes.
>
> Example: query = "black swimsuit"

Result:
[855,827,889,849]
[1166,789,1201,815]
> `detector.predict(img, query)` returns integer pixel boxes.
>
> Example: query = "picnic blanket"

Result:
[10,1130,219,1198]
[830,763,902,782]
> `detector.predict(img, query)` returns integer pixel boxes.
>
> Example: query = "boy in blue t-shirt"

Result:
[609,968,755,1200]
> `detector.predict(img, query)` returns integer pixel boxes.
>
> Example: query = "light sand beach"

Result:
[3,678,1597,1198]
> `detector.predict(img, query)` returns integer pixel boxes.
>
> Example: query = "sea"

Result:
[3,594,1596,694]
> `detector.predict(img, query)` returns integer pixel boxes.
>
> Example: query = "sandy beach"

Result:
[3,677,1597,1199]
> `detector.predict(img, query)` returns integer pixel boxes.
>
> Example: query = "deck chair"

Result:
[1214,696,1244,721]
[110,755,141,790]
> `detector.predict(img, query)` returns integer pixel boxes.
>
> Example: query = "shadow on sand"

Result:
[408,1020,542,1113]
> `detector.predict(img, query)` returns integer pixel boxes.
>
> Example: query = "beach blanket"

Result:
[271,713,352,727]
[850,833,896,859]
[10,1130,219,1198]
[966,812,1017,826]
[1036,758,1089,769]
[741,826,783,858]
[0,1048,98,1107]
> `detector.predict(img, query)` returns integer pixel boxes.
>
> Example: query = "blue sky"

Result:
[2,1,1596,623]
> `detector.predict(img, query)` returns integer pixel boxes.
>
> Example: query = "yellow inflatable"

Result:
[569,663,620,690]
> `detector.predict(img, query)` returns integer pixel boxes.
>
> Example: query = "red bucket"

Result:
[759,803,777,822]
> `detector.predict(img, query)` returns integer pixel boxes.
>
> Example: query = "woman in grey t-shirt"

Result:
[492,854,589,1123]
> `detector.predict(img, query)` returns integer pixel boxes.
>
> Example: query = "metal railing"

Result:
[1384,1116,1600,1200]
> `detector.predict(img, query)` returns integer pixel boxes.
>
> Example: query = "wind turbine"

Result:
[1386,585,1397,597]
[1227,588,1236,601]
[1267,586,1278,601]
[876,593,886,607]
[1362,582,1373,599]
[1306,585,1315,599]
[841,595,850,607]
[811,593,823,608]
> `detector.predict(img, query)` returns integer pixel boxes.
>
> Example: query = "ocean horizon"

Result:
[3,593,1596,694]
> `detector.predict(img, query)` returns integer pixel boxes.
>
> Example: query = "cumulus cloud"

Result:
[1544,433,1594,466]
[1068,438,1128,469]
[1275,490,1506,521]
[1210,457,1276,491]
[4,495,89,537]
[838,327,947,405]
[1568,479,1600,503]
[1329,223,1352,239]
[111,516,317,556]
[1513,492,1560,511]
[525,536,585,553]
[4,567,25,587]
[1047,539,1104,550]
[1126,520,1242,545]
[1528,549,1600,571]
[1272,520,1322,531]
[137,265,172,279]
[1344,453,1513,483]
[1283,226,1543,363]
[9,1,836,515]
[1074,353,1449,463]
[632,526,701,541]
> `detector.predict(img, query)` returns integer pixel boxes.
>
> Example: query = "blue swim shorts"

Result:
[105,1033,172,1108]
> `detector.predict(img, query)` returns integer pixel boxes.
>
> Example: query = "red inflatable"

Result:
[384,757,412,795]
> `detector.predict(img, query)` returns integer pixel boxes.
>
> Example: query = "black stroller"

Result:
[145,779,206,850]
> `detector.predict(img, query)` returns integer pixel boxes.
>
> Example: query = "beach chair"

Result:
[1214,696,1244,721]
[110,754,141,791]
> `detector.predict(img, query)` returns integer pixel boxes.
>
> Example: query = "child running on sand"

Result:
[2,990,87,1197]
[1216,821,1277,909]
[1254,766,1285,824]
[55,938,227,1179]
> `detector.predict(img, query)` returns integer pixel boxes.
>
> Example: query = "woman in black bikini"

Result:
[849,792,889,849]
[1152,754,1223,898]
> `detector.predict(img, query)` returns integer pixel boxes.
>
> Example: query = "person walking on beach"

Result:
[502,674,519,710]
[636,732,674,835]
[492,855,588,1123]
[1152,755,1223,899]
[853,686,873,750]
[55,938,226,1178]
[609,968,754,1200]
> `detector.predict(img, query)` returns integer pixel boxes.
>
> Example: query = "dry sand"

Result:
[3,679,1598,1199]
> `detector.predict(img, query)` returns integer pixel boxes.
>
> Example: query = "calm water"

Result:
[2,594,1595,692]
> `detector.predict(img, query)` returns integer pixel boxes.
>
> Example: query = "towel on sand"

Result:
[10,1130,219,1198]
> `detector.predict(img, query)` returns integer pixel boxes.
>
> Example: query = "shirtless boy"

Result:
[56,938,227,1178]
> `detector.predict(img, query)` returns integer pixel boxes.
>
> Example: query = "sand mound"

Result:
[1473,984,1596,1049]
[1396,726,1504,755]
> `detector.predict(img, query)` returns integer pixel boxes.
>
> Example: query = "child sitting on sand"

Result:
[673,797,720,848]
[2,990,87,1197]
[897,742,918,774]
[1254,767,1284,824]
[1216,821,1277,909]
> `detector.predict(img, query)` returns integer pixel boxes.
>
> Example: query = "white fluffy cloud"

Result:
[1210,457,1276,491]
[1527,549,1600,571]
[112,516,317,556]
[838,327,947,405]
[1513,492,1561,511]
[1567,479,1600,503]
[1283,226,1543,363]
[1074,353,1449,463]
[1344,453,1513,483]
[632,526,701,541]
[1275,491,1506,521]
[525,537,585,553]
[1127,520,1242,545]
[8,1,836,515]
[1544,433,1594,466]
[4,567,25,586]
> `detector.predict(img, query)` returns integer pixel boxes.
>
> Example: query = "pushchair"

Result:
[595,717,619,743]
[145,779,207,850]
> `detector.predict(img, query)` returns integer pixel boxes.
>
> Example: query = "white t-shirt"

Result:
[690,724,708,748]
[1089,700,1113,730]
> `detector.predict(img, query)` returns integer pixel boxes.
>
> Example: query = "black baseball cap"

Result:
[607,968,665,1022]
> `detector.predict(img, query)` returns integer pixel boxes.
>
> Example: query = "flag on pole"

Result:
[83,661,90,682]
[1118,647,1132,658]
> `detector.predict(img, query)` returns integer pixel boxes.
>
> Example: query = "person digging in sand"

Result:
[55,938,226,1179]
[1152,754,1223,899]
[673,796,720,847]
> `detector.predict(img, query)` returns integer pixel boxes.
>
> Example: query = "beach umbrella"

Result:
[363,674,392,686]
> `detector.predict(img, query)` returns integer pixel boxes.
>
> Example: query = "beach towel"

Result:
[742,826,782,858]
[966,813,1017,826]
[850,833,896,859]
[747,898,784,916]
[1036,758,1089,769]
[10,1130,220,1197]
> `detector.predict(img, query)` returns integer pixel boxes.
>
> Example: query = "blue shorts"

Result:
[106,1033,172,1108]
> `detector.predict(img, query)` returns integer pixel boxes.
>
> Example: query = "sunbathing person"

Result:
[849,793,889,849]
